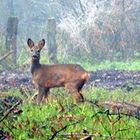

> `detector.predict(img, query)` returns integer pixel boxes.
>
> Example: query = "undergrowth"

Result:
[1,87,140,139]
[1,44,140,72]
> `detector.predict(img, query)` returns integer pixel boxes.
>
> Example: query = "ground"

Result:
[1,69,140,90]
[1,69,140,139]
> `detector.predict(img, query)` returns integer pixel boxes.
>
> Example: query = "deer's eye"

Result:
[31,49,33,52]
[37,50,40,52]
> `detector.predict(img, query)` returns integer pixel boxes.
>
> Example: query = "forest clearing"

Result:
[1,0,140,140]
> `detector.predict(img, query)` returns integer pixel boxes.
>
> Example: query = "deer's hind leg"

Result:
[65,83,84,103]
[77,80,86,92]
[73,80,86,102]
[36,87,50,104]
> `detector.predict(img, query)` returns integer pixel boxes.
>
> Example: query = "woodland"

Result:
[1,0,140,140]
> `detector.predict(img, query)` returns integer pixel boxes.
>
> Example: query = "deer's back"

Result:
[32,64,88,88]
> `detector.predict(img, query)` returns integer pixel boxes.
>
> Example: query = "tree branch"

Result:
[0,51,13,62]
[49,119,83,140]
[78,0,85,15]
[0,100,22,123]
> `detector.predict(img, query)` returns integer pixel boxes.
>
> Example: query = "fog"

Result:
[1,1,140,139]
[0,0,140,68]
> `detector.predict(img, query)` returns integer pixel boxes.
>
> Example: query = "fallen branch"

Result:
[49,119,83,140]
[91,101,140,120]
[102,101,140,119]
[0,100,22,123]
[0,51,13,62]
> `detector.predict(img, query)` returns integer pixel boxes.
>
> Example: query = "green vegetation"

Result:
[68,59,140,71]
[1,40,140,72]
[1,40,140,140]
[1,0,140,139]
[16,47,140,71]
[2,87,140,140]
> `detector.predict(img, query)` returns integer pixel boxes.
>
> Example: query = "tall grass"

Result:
[2,87,140,139]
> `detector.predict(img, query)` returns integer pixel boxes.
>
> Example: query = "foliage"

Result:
[0,0,140,63]
[2,87,140,139]
[57,0,140,61]
[15,46,140,71]
[0,1,140,139]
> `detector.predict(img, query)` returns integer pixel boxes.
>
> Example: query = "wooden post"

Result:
[5,17,18,65]
[7,0,14,16]
[47,18,58,63]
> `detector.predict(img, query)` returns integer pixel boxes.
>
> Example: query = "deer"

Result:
[27,38,89,104]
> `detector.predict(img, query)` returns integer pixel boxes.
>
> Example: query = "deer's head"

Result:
[27,38,45,60]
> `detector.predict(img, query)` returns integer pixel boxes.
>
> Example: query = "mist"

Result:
[0,0,140,66]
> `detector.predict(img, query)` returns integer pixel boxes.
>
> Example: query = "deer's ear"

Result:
[38,39,45,49]
[27,38,34,48]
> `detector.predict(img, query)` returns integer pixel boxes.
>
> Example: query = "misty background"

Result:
[0,0,140,69]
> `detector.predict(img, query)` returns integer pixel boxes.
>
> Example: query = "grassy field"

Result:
[1,87,140,140]
[1,45,140,71]
[65,58,140,71]
[1,48,140,139]
[3,46,137,71]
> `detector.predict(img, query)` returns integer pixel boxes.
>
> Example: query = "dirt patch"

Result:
[1,70,140,91]
[0,71,34,91]
[86,70,140,90]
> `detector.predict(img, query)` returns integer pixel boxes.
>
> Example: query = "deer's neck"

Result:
[31,59,41,74]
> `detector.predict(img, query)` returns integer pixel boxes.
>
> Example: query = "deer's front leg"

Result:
[36,87,49,104]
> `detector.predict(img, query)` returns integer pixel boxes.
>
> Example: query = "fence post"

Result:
[47,18,58,63]
[5,17,18,65]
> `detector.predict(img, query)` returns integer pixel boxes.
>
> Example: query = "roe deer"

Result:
[27,38,89,104]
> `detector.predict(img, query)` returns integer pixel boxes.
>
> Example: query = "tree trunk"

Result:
[47,18,58,63]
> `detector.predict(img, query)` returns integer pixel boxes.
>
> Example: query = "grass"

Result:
[1,47,140,139]
[77,59,140,71]
[1,45,140,71]
[0,46,135,71]
[1,87,140,140]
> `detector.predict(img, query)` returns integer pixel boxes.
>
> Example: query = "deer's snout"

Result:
[32,52,39,59]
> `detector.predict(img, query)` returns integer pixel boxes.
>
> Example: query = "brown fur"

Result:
[27,39,89,104]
